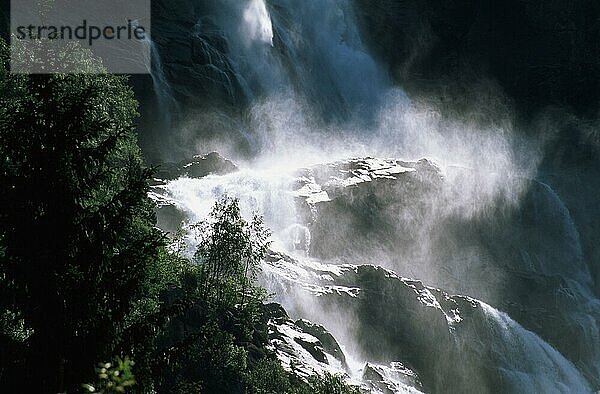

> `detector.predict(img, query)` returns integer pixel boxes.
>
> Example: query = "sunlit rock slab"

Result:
[261,252,593,394]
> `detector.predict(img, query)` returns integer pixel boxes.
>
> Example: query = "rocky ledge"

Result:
[261,252,591,393]
[149,153,599,393]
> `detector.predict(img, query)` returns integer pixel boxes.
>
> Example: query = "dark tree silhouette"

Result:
[0,39,162,392]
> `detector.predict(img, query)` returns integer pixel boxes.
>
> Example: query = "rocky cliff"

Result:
[151,154,599,393]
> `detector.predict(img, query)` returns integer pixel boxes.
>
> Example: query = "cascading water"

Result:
[198,0,389,122]
[156,162,597,392]
[242,0,273,46]
[149,0,600,392]
[143,37,178,135]
[479,303,591,393]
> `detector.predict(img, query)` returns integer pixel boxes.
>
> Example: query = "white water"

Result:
[242,0,273,46]
[143,38,178,134]
[161,168,300,252]
[480,303,592,393]
[151,0,599,392]
[157,161,596,392]
[201,0,388,120]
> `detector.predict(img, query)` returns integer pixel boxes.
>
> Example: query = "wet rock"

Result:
[262,255,592,393]
[292,157,443,272]
[154,151,237,182]
[293,337,328,365]
[289,157,600,387]
[265,303,349,379]
[295,319,347,368]
[362,362,423,394]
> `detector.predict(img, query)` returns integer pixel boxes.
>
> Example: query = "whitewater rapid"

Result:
[144,0,599,391]
[153,158,594,393]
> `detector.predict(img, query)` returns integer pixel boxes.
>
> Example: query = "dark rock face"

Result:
[293,337,328,364]
[154,151,238,182]
[294,319,347,367]
[290,156,600,389]
[149,0,245,110]
[536,123,600,295]
[264,256,592,393]
[153,204,186,235]
[132,0,249,161]
[353,0,600,115]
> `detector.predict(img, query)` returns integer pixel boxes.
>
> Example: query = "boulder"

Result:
[262,254,592,393]
[289,157,600,387]
[264,302,348,379]
[154,151,238,182]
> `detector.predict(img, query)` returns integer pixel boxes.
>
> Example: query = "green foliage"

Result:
[305,373,361,394]
[0,38,163,392]
[244,359,361,394]
[0,34,359,394]
[243,357,312,394]
[82,357,136,394]
[150,197,272,393]
[193,196,271,307]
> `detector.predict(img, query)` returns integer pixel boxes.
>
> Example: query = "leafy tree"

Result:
[151,197,271,392]
[0,35,362,393]
[193,196,270,306]
[82,357,136,394]
[0,38,162,392]
[148,197,360,394]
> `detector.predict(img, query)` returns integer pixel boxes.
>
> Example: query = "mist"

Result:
[161,0,527,343]
[144,0,600,391]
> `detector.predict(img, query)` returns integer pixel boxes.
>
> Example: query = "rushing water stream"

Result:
[147,0,600,392]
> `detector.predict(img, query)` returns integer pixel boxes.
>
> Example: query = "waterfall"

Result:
[242,0,274,46]
[148,0,600,392]
[479,303,592,393]
[143,37,178,134]
[161,167,301,253]
[199,0,389,121]
[266,0,388,117]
